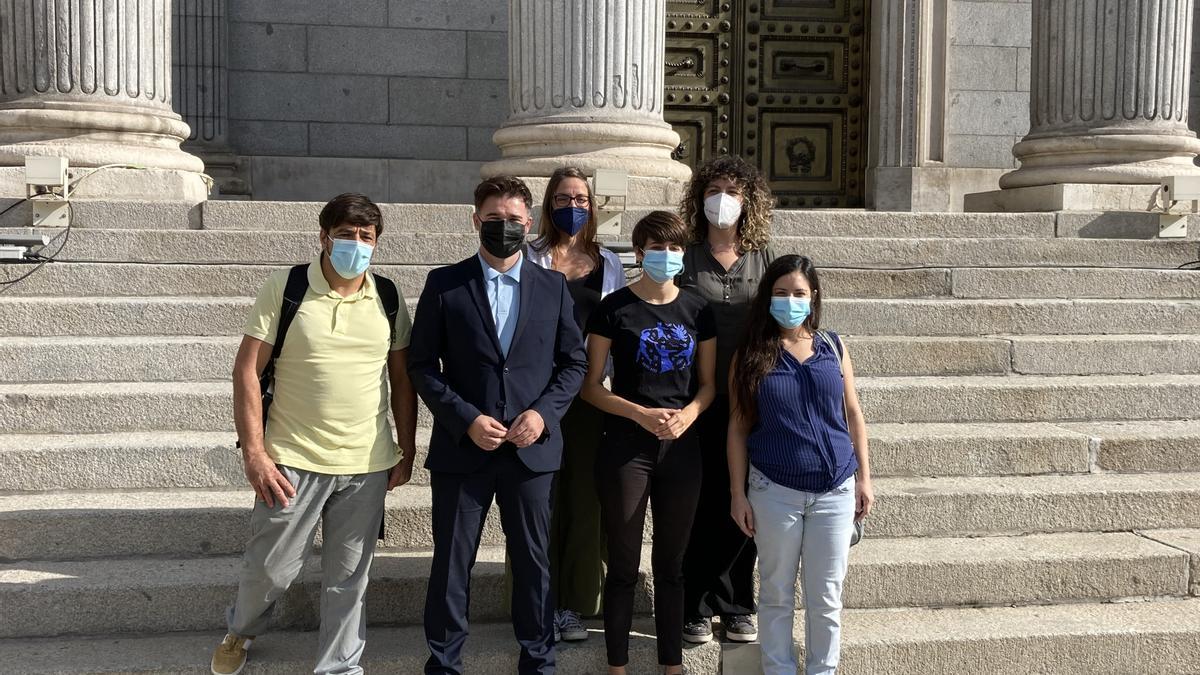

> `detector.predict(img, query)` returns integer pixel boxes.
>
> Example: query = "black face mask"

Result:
[479,219,526,258]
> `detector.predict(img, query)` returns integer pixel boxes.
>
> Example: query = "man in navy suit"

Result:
[408,175,588,674]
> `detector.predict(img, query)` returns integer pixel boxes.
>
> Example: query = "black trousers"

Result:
[425,449,556,675]
[682,395,758,619]
[596,422,702,667]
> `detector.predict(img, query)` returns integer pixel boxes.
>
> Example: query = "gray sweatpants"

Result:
[226,465,388,675]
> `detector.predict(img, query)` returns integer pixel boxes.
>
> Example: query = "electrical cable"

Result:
[0,201,73,295]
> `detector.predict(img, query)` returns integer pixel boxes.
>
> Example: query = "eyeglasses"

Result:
[553,193,591,208]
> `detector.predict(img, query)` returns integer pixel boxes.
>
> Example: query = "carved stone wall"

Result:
[173,0,228,149]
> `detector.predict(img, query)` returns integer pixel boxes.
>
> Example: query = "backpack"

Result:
[249,264,401,438]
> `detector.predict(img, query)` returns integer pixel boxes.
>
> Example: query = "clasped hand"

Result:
[468,410,545,450]
[635,406,696,440]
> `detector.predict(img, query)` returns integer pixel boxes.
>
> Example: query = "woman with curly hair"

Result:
[677,155,776,645]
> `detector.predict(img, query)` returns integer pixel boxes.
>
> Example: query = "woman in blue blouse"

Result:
[726,254,874,675]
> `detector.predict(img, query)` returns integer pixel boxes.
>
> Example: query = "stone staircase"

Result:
[1,203,1199,673]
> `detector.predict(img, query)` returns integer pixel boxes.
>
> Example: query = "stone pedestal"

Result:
[482,0,691,183]
[972,0,1200,212]
[0,0,208,202]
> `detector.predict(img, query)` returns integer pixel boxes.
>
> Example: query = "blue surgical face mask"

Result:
[641,249,684,283]
[770,296,811,329]
[328,237,374,279]
[551,206,589,237]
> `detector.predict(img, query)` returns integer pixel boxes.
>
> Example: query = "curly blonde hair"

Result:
[678,155,774,252]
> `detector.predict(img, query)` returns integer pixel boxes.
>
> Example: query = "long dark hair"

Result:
[532,166,600,265]
[731,255,823,425]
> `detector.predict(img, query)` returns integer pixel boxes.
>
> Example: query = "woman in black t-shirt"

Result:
[582,211,717,675]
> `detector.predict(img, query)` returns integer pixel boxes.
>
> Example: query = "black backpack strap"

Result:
[239,264,309,449]
[373,272,400,346]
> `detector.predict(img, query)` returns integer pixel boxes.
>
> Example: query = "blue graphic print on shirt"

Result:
[636,322,696,374]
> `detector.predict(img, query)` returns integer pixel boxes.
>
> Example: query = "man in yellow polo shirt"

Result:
[211,194,417,675]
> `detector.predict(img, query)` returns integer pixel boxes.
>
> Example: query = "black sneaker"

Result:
[682,617,713,644]
[723,614,758,643]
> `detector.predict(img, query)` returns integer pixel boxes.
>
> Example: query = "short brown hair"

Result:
[631,210,689,251]
[474,175,533,212]
[319,193,383,235]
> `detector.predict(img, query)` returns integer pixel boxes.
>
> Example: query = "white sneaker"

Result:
[555,609,588,642]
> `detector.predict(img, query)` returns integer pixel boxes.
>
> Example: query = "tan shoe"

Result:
[210,633,252,675]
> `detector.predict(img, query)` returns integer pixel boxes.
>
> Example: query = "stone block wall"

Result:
[944,0,1031,171]
[225,0,508,203]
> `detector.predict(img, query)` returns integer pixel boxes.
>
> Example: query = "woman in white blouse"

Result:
[523,166,625,642]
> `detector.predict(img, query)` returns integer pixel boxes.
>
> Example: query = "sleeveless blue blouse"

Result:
[746,330,858,493]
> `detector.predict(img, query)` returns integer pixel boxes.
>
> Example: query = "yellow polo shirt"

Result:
[243,259,412,475]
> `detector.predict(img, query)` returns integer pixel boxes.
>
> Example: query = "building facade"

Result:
[2,0,1198,210]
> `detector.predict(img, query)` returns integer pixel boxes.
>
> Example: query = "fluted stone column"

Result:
[0,0,207,201]
[981,0,1200,211]
[482,0,691,182]
[173,0,244,196]
[173,0,228,153]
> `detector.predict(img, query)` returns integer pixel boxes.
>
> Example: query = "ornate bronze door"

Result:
[666,0,870,208]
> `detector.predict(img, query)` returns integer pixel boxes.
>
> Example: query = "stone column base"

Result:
[964,183,1170,213]
[0,166,210,203]
[482,122,691,182]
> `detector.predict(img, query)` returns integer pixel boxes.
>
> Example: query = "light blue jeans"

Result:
[748,466,856,675]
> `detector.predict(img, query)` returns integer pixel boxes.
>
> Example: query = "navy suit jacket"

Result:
[408,254,588,474]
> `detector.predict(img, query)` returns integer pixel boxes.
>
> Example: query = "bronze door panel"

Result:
[664,1,734,171]
[666,0,869,208]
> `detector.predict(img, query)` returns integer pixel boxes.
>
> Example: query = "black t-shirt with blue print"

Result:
[586,286,717,412]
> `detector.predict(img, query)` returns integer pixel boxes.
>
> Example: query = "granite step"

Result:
[22,229,1199,268]
[4,199,1057,238]
[17,419,1183,493]
[0,620,719,674]
[7,296,1200,338]
[2,474,1198,560]
[0,261,952,300]
[1,599,1197,674]
[9,332,1200,384]
[0,532,1187,638]
[818,598,1200,675]
[5,375,1200,436]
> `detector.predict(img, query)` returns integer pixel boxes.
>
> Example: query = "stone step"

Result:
[6,198,1058,238]
[0,622,719,674]
[2,419,1194,495]
[2,600,1198,675]
[855,374,1200,424]
[5,374,1200,436]
[2,474,1197,560]
[0,532,1187,638]
[6,295,1200,338]
[0,262,951,300]
[25,229,1199,268]
[0,421,1115,493]
[1140,529,1200,596]
[823,598,1200,675]
[11,262,1200,301]
[951,266,1200,299]
[1061,420,1200,473]
[8,332,1200,384]
[16,623,715,673]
